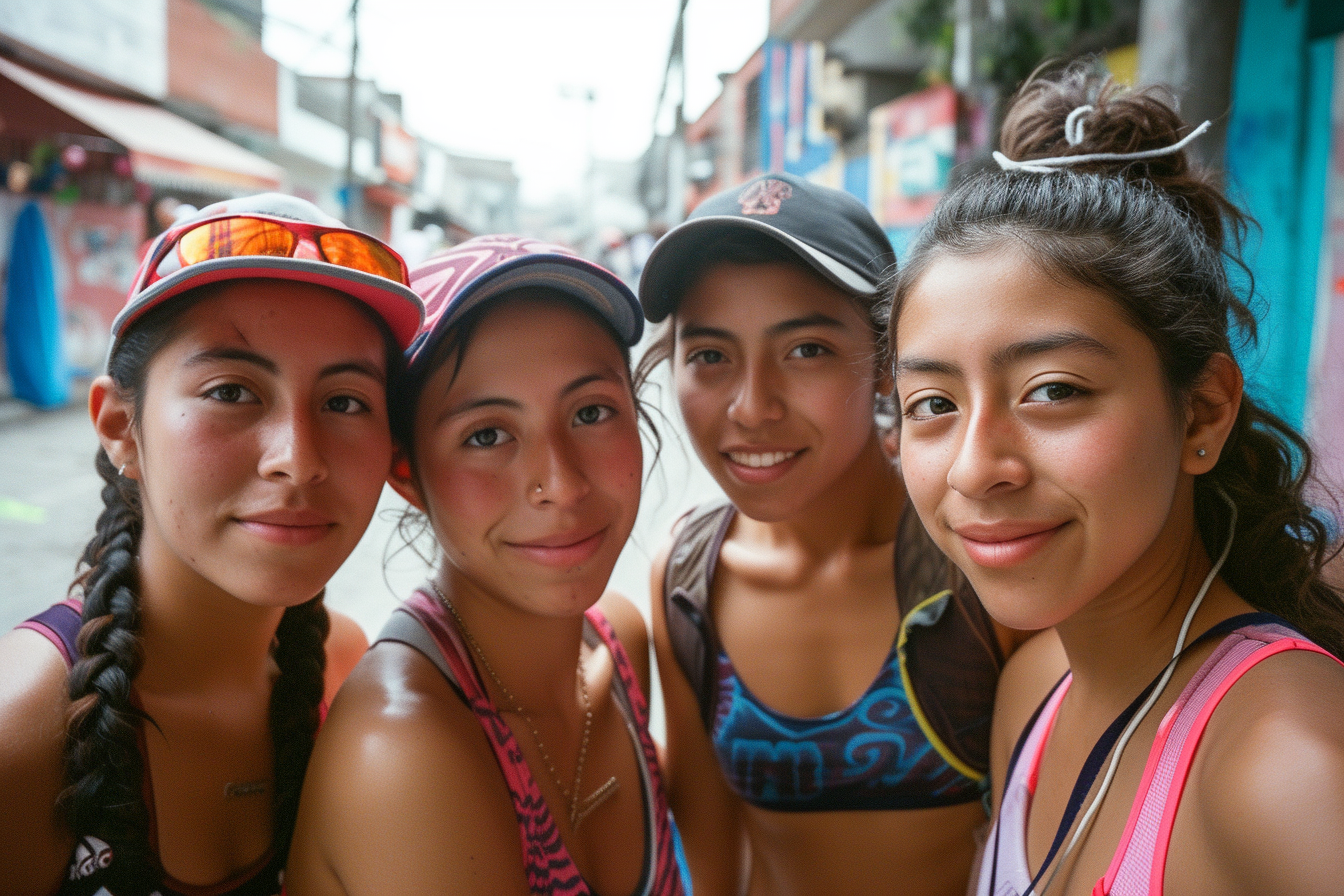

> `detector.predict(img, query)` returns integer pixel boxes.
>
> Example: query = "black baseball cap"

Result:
[639,171,896,323]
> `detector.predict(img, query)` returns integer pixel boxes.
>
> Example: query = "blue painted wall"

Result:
[1226,0,1336,427]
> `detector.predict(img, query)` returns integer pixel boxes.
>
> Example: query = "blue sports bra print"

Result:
[663,502,1003,812]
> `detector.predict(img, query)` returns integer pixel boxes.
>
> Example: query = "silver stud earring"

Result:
[1196,448,1206,457]
[118,463,127,476]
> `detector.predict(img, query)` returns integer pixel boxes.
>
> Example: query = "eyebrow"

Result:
[678,312,849,343]
[185,347,385,383]
[894,331,1116,378]
[441,369,624,420]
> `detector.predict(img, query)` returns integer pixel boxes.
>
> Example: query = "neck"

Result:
[132,540,286,696]
[1052,498,1247,714]
[433,574,588,713]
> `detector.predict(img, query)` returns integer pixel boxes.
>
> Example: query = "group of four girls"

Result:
[2,64,1343,896]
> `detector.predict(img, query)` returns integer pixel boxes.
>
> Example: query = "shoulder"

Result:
[994,627,1068,725]
[292,642,529,894]
[322,608,369,705]
[987,628,1067,808]
[1188,646,1344,894]
[595,591,651,696]
[648,518,682,624]
[0,628,79,892]
[0,626,72,759]
[302,640,514,837]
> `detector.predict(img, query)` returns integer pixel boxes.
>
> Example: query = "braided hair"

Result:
[886,63,1344,657]
[59,289,340,887]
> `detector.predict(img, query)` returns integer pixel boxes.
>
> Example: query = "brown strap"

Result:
[662,501,735,730]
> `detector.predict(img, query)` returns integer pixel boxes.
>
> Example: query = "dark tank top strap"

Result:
[16,597,84,668]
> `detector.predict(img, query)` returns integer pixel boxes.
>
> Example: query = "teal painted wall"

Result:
[1226,0,1337,427]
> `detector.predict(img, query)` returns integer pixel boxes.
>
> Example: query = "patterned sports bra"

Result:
[710,623,986,812]
[665,502,999,813]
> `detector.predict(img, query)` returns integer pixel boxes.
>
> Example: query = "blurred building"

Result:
[644,0,1344,517]
[648,0,1139,253]
[0,0,515,399]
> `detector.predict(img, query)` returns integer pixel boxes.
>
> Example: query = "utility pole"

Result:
[663,0,689,226]
[343,0,360,224]
[1136,0,1241,168]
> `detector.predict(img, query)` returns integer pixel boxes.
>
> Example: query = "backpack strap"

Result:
[894,501,1004,776]
[662,501,736,731]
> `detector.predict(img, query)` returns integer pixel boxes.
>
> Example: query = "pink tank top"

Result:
[977,619,1341,896]
[380,589,686,896]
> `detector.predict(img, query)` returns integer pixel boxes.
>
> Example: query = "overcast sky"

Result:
[262,0,770,203]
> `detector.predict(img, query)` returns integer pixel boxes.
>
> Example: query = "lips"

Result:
[235,509,337,546]
[505,527,608,569]
[721,447,803,485]
[952,520,1068,569]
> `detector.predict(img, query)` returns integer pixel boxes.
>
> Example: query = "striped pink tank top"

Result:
[978,619,1341,896]
[379,589,686,896]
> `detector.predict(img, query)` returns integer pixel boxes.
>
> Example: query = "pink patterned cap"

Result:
[406,234,642,369]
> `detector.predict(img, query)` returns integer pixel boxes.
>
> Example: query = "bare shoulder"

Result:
[1188,648,1344,896]
[321,609,369,706]
[988,628,1068,811]
[290,640,528,895]
[0,628,79,894]
[596,591,651,696]
[996,627,1068,713]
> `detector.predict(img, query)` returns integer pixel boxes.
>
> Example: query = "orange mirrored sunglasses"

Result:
[146,215,409,288]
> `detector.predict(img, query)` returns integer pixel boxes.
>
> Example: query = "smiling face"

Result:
[893,247,1201,630]
[403,294,642,617]
[673,261,885,522]
[127,279,393,609]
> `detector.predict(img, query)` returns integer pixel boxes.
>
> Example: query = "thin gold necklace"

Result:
[429,583,619,829]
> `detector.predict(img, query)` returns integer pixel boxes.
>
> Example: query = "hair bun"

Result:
[999,63,1236,251]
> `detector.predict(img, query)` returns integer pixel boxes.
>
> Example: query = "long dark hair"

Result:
[886,65,1344,657]
[61,284,397,887]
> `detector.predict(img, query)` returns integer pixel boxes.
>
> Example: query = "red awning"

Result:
[0,56,282,193]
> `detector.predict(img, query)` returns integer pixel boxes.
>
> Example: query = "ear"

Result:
[386,447,427,513]
[89,375,140,479]
[1182,352,1242,475]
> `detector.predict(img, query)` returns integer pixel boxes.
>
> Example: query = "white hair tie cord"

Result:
[1064,104,1094,146]
[993,119,1213,174]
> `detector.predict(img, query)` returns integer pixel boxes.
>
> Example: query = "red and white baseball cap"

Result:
[114,193,424,354]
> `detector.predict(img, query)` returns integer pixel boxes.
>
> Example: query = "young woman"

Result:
[286,236,685,896]
[888,68,1344,896]
[0,193,423,896]
[635,172,1023,896]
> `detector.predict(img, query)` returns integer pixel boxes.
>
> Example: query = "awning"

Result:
[0,56,283,194]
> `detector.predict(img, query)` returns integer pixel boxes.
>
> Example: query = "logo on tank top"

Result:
[738,179,793,215]
[68,835,113,880]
